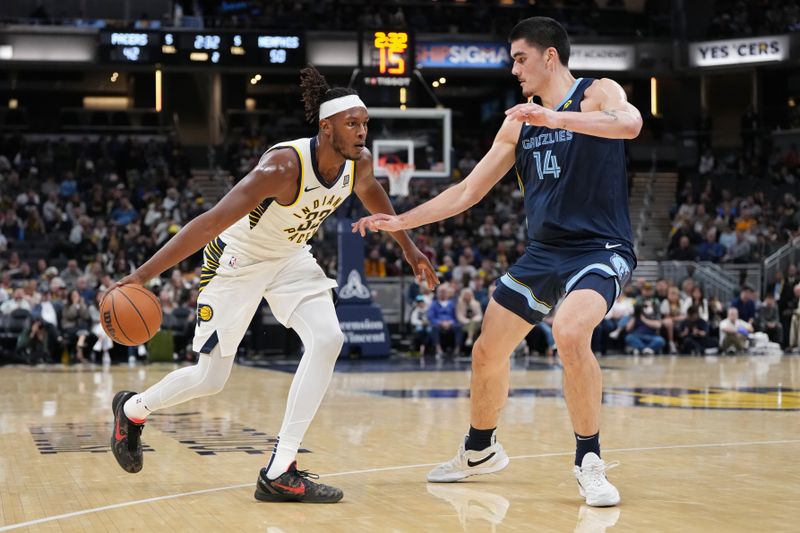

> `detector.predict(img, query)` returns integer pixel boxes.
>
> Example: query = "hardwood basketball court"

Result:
[1,355,798,532]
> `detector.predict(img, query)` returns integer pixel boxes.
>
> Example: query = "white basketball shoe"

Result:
[572,452,620,507]
[427,434,509,483]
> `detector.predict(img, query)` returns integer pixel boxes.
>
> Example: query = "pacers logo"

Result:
[609,387,800,411]
[197,304,214,323]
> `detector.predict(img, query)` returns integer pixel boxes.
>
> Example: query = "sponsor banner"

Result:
[568,44,635,71]
[337,218,372,303]
[688,35,789,67]
[416,42,511,68]
[336,218,391,357]
[337,307,391,357]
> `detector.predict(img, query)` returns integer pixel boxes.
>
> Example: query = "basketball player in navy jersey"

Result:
[109,66,437,503]
[354,17,641,506]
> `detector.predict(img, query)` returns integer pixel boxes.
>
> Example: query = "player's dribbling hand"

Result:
[351,213,406,236]
[505,102,558,129]
[115,272,145,288]
[403,247,439,290]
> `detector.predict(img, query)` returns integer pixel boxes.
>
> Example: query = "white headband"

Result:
[319,95,367,119]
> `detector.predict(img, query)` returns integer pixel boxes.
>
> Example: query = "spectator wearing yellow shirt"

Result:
[364,248,386,277]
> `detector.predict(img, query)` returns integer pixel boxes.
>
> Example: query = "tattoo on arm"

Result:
[602,110,619,121]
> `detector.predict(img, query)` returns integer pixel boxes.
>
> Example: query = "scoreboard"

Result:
[98,30,304,67]
[98,31,161,63]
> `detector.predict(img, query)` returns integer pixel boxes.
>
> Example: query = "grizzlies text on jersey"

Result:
[515,77,633,249]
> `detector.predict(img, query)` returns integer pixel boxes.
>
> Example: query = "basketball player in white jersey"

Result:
[109,65,438,503]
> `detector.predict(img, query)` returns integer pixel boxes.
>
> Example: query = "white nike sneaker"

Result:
[427,435,510,483]
[572,453,620,507]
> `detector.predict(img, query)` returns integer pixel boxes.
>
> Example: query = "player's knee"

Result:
[204,376,227,396]
[471,338,500,370]
[317,325,345,354]
[199,368,229,396]
[552,317,589,355]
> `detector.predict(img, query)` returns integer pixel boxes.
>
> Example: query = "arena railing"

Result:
[763,236,800,294]
[660,261,739,302]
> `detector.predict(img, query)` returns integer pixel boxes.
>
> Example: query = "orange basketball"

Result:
[100,284,162,346]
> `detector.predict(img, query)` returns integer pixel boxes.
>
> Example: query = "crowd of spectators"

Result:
[15,0,670,38]
[405,256,800,358]
[579,264,800,356]
[707,0,800,38]
[2,127,800,363]
[666,142,800,263]
[0,134,203,364]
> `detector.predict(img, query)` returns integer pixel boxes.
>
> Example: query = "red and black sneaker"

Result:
[254,462,343,503]
[110,390,144,473]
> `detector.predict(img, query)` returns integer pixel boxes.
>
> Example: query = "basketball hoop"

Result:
[383,162,415,198]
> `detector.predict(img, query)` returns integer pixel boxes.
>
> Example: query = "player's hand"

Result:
[505,102,559,129]
[116,272,146,288]
[351,213,407,236]
[403,246,439,290]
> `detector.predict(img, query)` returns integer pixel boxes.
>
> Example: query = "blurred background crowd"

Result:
[1,129,799,365]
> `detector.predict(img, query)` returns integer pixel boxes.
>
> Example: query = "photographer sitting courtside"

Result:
[719,307,753,354]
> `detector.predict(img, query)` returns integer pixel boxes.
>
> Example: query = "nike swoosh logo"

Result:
[467,452,496,468]
[304,185,320,192]
[272,481,305,495]
[605,243,622,249]
[114,417,124,442]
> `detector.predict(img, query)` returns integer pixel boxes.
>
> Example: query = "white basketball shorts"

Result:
[191,248,337,357]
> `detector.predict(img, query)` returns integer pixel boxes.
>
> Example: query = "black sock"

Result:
[465,426,495,451]
[575,432,600,466]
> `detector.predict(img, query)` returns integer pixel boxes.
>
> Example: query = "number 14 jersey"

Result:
[515,77,633,248]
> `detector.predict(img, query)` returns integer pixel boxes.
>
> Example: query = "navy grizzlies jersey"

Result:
[515,77,633,248]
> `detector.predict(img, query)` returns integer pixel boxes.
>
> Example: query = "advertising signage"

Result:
[416,42,511,69]
[568,45,636,71]
[688,35,789,68]
[415,42,637,71]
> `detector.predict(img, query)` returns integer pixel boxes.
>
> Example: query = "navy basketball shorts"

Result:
[492,241,634,325]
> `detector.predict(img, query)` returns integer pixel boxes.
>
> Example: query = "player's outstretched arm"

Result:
[353,151,439,289]
[351,117,520,235]
[118,150,299,286]
[505,78,642,140]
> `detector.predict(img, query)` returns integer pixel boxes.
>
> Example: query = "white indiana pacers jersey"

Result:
[217,136,355,260]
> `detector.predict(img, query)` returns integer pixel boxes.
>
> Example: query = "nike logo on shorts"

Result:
[605,243,622,249]
[467,452,496,467]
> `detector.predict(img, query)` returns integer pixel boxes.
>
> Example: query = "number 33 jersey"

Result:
[515,77,633,249]
[219,136,355,260]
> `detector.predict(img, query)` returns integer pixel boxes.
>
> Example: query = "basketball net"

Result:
[384,163,415,197]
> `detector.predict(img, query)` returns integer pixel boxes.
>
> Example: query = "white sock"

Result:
[123,393,150,422]
[123,345,234,422]
[266,293,344,479]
